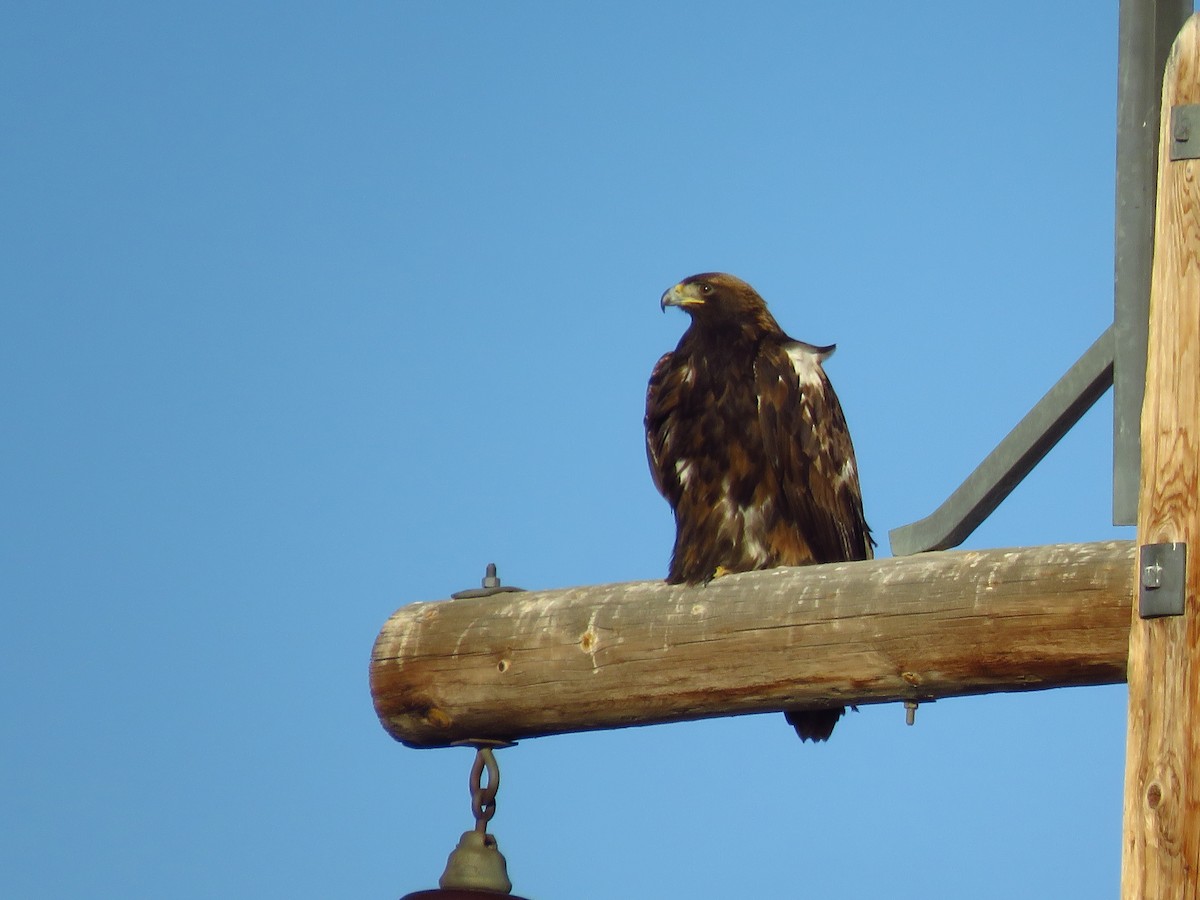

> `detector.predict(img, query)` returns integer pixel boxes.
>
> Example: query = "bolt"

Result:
[904,700,918,726]
[483,562,500,589]
[1143,561,1163,589]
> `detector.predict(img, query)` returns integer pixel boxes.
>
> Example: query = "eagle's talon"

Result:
[706,565,733,583]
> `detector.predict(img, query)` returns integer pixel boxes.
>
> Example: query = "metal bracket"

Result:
[1170,105,1200,160]
[1139,542,1187,618]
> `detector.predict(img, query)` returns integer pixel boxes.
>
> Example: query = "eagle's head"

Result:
[660,272,781,335]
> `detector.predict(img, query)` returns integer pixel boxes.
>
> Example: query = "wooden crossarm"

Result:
[371,541,1134,748]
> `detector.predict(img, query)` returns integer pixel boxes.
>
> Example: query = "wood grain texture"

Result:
[1122,14,1200,899]
[371,541,1134,748]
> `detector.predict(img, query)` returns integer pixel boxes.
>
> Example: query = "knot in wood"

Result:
[1147,782,1163,810]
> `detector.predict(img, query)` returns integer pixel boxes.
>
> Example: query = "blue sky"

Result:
[2,3,1157,897]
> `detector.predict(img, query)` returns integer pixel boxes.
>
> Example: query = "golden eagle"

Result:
[644,272,873,741]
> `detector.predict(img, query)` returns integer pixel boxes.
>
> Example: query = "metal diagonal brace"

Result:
[889,326,1115,556]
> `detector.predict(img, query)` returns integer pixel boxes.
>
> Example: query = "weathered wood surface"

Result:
[1122,14,1200,899]
[372,541,1134,748]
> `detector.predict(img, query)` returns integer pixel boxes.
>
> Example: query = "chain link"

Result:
[469,747,500,832]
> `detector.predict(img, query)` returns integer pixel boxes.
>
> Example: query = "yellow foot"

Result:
[702,566,734,585]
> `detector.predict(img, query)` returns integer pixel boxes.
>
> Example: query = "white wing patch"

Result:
[739,504,771,565]
[675,458,694,487]
[717,479,744,546]
[840,457,857,482]
[784,343,830,391]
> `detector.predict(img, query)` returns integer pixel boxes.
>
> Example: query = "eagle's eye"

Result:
[699,283,713,295]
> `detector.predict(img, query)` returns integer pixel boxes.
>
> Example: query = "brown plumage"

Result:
[644,272,873,741]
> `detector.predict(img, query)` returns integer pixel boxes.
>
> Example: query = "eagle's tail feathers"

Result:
[784,706,850,742]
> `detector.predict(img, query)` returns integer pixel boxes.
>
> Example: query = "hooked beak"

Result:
[660,283,705,313]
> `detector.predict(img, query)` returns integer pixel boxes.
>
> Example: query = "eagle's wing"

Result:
[754,340,873,563]
[644,351,682,504]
